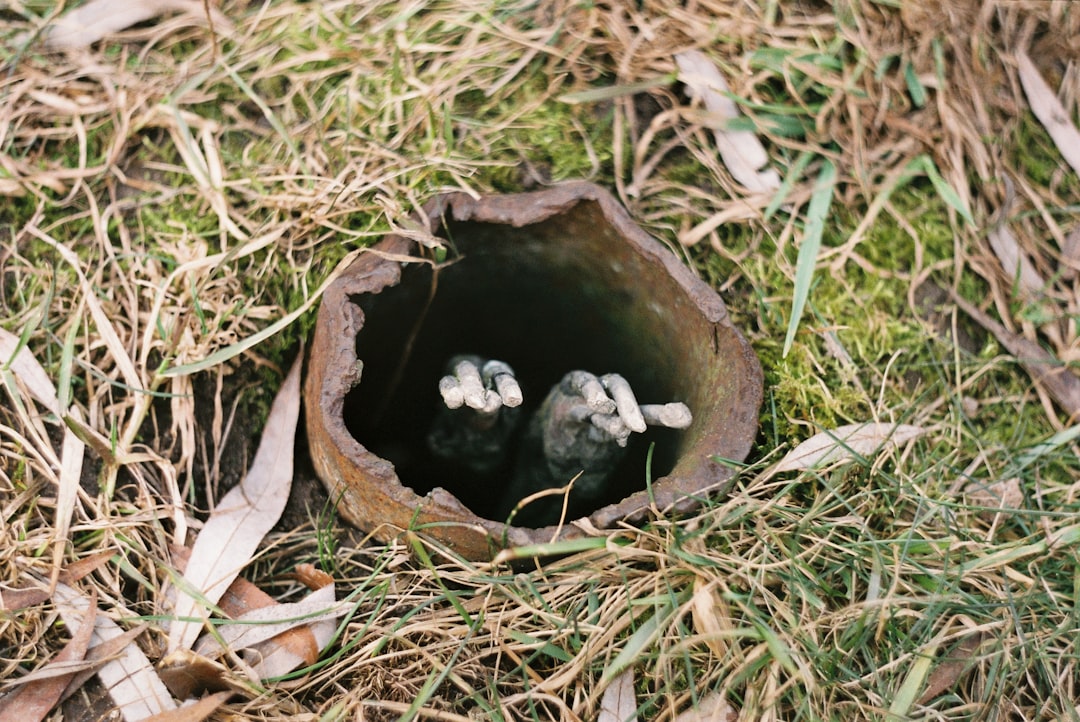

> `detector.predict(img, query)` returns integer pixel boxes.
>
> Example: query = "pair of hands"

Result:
[438,357,692,447]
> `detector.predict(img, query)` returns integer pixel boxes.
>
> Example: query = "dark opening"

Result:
[341,208,683,527]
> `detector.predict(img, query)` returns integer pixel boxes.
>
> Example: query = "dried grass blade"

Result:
[1017,49,1080,178]
[558,74,678,104]
[167,354,302,653]
[27,227,143,394]
[53,584,177,720]
[783,158,836,358]
[776,423,926,472]
[53,408,87,583]
[162,249,361,377]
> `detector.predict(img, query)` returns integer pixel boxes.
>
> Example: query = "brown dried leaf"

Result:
[192,585,348,678]
[1016,50,1080,179]
[156,650,232,701]
[141,691,232,722]
[965,478,1023,511]
[294,563,334,591]
[0,594,96,722]
[168,546,336,682]
[0,552,114,612]
[776,423,926,472]
[168,355,303,653]
[916,633,985,705]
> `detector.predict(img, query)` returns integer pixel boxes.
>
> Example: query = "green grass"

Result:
[3,0,1080,719]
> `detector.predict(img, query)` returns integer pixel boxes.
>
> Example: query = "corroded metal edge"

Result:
[305,182,763,560]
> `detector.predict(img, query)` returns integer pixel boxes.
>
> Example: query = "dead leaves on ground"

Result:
[1,353,335,720]
[970,38,1080,425]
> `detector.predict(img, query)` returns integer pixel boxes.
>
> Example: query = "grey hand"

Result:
[562,372,692,447]
[438,356,523,415]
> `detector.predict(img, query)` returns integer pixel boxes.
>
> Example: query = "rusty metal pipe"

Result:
[304,182,763,560]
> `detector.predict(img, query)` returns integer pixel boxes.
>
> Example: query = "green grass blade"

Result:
[783,158,837,357]
[764,150,814,221]
[558,73,677,104]
[600,598,675,686]
[887,639,939,720]
[915,155,975,227]
[1015,424,1080,471]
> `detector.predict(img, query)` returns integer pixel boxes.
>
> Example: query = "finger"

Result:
[600,374,647,433]
[453,359,487,409]
[565,371,616,414]
[482,360,523,407]
[480,389,503,415]
[590,413,632,447]
[438,376,465,409]
[640,402,693,429]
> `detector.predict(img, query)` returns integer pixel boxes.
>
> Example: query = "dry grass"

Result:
[2,0,1080,719]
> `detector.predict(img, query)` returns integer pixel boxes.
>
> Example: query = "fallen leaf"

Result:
[690,578,732,660]
[0,594,96,722]
[916,633,985,705]
[0,328,60,416]
[244,586,344,679]
[156,650,233,701]
[672,691,738,722]
[965,478,1023,512]
[951,291,1080,419]
[168,355,303,653]
[192,585,348,671]
[139,691,232,722]
[43,0,231,50]
[776,423,926,472]
[675,50,780,194]
[1016,49,1080,179]
[987,223,1046,301]
[53,583,177,720]
[598,667,637,722]
[0,552,113,612]
[294,563,335,590]
[167,546,339,685]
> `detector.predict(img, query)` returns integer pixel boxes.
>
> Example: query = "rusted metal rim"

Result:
[304,181,763,560]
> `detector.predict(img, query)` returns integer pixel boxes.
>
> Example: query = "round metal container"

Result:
[304,182,763,559]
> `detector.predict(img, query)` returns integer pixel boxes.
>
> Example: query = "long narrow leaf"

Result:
[783,159,837,357]
[167,354,302,652]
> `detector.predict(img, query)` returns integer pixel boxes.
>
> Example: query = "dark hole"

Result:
[341,214,682,527]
